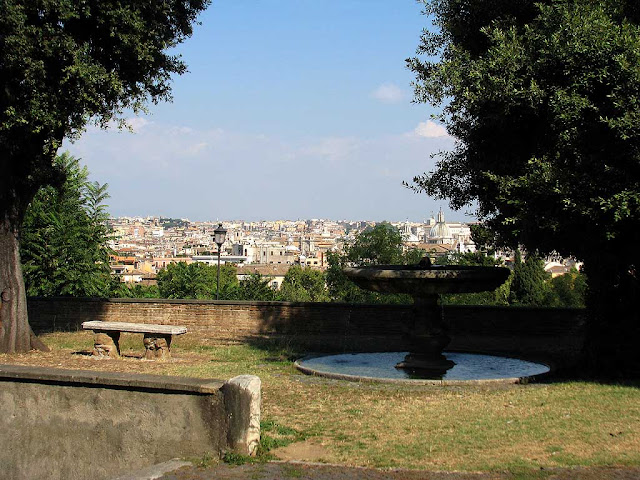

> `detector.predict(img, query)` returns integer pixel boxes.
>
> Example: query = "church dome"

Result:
[429,221,451,239]
[428,209,452,243]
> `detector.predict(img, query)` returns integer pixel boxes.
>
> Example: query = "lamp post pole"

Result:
[216,248,221,300]
[213,223,227,300]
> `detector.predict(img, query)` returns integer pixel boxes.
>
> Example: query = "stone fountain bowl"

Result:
[343,265,510,296]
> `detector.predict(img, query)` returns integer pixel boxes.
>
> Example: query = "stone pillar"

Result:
[222,375,261,456]
[93,331,120,357]
[143,334,172,360]
[396,294,454,373]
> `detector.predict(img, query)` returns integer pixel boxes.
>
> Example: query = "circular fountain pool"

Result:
[296,352,550,385]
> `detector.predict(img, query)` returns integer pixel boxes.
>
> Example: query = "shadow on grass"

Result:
[70,350,144,360]
[240,335,307,363]
[536,366,640,388]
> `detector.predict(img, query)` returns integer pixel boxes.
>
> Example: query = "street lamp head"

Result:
[214,223,227,247]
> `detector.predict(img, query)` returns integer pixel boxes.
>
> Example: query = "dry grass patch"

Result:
[2,331,639,475]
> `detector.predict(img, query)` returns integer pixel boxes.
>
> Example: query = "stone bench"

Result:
[81,321,187,360]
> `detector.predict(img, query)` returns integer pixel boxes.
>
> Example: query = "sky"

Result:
[63,1,470,223]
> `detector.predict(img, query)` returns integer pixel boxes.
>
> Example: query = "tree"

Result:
[20,153,112,297]
[0,1,209,352]
[278,266,329,303]
[409,0,640,374]
[325,251,374,303]
[509,250,550,307]
[157,262,238,300]
[547,268,587,309]
[326,223,421,304]
[345,223,405,265]
[469,224,499,254]
[236,273,277,302]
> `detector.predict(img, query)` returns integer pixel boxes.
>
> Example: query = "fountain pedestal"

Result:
[394,294,455,373]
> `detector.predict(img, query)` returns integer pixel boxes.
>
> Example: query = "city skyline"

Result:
[62,2,470,222]
[106,212,474,225]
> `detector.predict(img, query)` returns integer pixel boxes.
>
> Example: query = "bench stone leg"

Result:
[93,331,120,358]
[143,334,172,360]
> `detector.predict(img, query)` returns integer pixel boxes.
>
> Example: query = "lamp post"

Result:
[213,223,227,300]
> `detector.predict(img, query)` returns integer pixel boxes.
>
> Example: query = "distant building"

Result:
[427,209,454,245]
[233,243,298,265]
[416,243,457,259]
[192,255,248,265]
[152,257,193,270]
[236,264,290,289]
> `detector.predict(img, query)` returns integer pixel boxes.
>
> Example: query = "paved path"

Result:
[157,462,640,480]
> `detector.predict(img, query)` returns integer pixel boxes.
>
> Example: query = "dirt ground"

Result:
[0,340,209,376]
[160,463,640,480]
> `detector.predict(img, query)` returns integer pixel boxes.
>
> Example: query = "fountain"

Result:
[344,258,510,373]
[296,258,551,383]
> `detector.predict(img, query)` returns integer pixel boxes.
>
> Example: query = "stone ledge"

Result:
[26,296,414,309]
[26,295,587,313]
[0,364,224,394]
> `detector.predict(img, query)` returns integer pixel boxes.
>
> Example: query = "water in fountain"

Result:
[297,352,550,383]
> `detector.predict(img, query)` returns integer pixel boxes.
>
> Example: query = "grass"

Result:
[3,331,639,476]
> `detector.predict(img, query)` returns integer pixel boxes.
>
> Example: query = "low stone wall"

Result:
[0,365,260,480]
[27,297,586,368]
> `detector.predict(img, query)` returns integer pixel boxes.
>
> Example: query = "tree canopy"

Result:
[409,0,640,257]
[344,223,406,266]
[1,0,209,224]
[278,265,329,303]
[409,0,639,374]
[508,250,549,307]
[326,223,422,304]
[236,273,278,302]
[20,152,112,297]
[157,262,238,300]
[0,0,209,352]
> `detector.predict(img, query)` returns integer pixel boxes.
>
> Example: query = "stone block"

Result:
[222,375,261,456]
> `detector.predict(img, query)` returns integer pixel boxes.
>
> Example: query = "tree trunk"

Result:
[583,253,640,378]
[0,218,48,353]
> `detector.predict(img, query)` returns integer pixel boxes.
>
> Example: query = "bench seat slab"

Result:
[82,321,187,336]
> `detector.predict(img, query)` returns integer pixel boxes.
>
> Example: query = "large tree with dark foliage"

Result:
[0,0,209,352]
[408,0,640,375]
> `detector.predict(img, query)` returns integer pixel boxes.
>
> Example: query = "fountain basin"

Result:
[296,352,550,385]
[343,265,510,296]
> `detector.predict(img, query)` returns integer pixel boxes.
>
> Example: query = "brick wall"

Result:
[27,297,586,368]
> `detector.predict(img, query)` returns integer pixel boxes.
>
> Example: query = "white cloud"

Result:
[62,121,461,221]
[125,117,150,132]
[299,137,359,163]
[186,142,209,155]
[170,126,194,135]
[371,83,405,104]
[412,120,448,138]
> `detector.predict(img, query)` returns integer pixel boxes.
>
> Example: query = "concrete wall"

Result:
[27,297,586,368]
[0,365,260,480]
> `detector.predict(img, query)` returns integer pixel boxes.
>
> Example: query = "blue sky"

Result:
[64,1,469,223]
